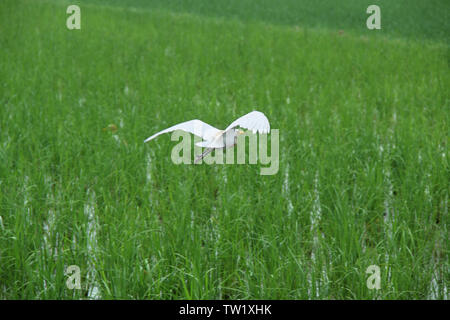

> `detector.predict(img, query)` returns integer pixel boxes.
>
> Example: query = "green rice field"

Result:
[0,0,448,299]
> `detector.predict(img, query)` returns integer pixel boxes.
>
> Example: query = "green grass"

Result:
[0,0,448,299]
[80,0,450,43]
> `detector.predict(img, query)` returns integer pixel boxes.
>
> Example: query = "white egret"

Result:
[144,110,270,163]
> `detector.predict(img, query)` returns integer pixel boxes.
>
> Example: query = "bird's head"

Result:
[232,129,245,144]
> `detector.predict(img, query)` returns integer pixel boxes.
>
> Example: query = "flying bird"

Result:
[144,110,270,163]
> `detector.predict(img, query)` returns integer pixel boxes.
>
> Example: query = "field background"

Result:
[0,0,448,299]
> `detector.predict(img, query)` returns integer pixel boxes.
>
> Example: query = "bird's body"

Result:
[144,111,270,163]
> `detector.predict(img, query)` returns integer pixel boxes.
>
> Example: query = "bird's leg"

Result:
[195,148,214,164]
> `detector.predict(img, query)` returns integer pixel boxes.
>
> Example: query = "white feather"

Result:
[225,111,270,134]
[144,119,220,143]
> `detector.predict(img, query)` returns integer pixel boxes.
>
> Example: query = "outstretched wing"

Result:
[144,119,220,143]
[224,111,270,134]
